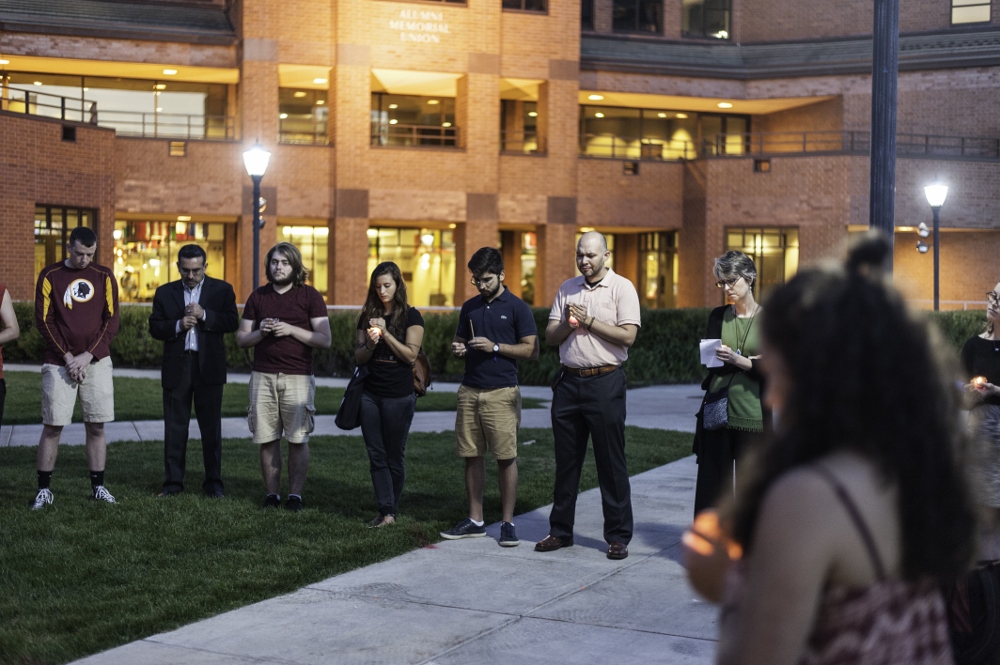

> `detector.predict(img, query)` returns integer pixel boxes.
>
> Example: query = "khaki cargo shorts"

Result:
[248,372,316,444]
[41,357,115,426]
[454,384,521,460]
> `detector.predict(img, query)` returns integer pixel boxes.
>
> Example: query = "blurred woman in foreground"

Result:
[686,234,977,665]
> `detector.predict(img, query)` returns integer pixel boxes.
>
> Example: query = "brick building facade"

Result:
[1,0,998,310]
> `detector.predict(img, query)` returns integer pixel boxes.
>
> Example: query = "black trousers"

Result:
[162,353,225,494]
[0,377,6,427]
[549,368,633,545]
[693,426,764,516]
[359,391,416,517]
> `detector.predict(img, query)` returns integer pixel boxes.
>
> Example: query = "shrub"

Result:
[3,302,987,386]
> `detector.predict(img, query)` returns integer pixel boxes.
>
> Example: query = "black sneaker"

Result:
[440,518,487,540]
[285,495,303,512]
[261,494,281,509]
[499,522,520,547]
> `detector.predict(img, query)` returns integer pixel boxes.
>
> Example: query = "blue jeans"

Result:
[360,391,416,517]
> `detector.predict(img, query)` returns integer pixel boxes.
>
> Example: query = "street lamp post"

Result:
[243,143,271,290]
[923,183,948,311]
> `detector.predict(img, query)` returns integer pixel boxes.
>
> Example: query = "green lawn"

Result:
[0,371,546,424]
[0,426,691,665]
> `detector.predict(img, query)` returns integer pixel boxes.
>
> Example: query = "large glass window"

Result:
[613,0,663,33]
[3,73,231,140]
[682,0,731,39]
[503,0,546,10]
[724,228,799,301]
[371,94,457,148]
[367,227,456,307]
[501,100,540,153]
[281,226,329,301]
[701,115,748,155]
[112,221,227,302]
[34,206,97,278]
[498,230,538,305]
[952,0,991,23]
[579,107,702,160]
[279,88,329,145]
[638,232,677,308]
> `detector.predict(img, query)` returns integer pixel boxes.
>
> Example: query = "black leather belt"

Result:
[562,365,619,378]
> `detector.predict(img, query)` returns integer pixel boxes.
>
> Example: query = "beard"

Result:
[268,272,294,286]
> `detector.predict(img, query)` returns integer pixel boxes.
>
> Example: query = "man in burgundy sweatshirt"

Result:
[32,226,120,510]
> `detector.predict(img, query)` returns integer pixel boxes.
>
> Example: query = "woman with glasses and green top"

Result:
[693,251,767,516]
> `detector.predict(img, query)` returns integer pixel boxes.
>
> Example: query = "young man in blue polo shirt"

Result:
[441,247,538,547]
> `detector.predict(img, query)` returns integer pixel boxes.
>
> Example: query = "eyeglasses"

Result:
[716,276,742,289]
[470,275,497,288]
[987,292,999,305]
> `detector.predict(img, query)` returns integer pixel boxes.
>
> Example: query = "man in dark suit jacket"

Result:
[149,244,239,497]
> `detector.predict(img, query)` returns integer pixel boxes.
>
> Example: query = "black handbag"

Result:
[335,365,368,430]
[702,383,732,431]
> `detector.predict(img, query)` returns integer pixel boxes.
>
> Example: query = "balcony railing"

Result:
[501,130,545,154]
[371,122,460,148]
[279,117,329,145]
[1,85,235,141]
[99,110,235,140]
[703,131,1000,160]
[1,85,97,124]
[579,134,697,161]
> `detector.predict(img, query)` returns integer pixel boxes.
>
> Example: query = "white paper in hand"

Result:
[700,339,723,368]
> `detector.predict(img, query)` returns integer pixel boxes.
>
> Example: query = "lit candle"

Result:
[973,376,987,387]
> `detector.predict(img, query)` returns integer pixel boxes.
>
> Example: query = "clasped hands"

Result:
[966,377,1000,400]
[63,351,94,384]
[179,302,204,332]
[259,317,293,338]
[566,303,592,330]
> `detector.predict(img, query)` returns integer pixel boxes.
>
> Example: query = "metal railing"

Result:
[579,134,697,161]
[500,130,545,154]
[279,117,329,145]
[1,85,97,124]
[703,130,1000,160]
[371,122,460,148]
[1,85,235,141]
[99,110,235,140]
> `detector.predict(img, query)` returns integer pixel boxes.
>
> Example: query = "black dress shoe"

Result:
[607,542,629,560]
[206,490,225,499]
[157,489,181,498]
[534,534,574,552]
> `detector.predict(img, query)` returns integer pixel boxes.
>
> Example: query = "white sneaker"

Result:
[32,488,54,510]
[91,485,116,503]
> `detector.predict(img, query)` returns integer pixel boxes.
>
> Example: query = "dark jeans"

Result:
[549,368,633,545]
[360,391,416,517]
[693,426,764,516]
[162,354,225,495]
[0,377,5,426]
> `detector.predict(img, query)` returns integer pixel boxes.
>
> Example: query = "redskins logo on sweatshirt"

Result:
[63,279,95,309]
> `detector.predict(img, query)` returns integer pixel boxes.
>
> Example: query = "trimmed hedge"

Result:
[3,302,987,386]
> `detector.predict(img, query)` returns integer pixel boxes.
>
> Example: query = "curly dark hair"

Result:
[725,232,977,582]
[360,261,409,337]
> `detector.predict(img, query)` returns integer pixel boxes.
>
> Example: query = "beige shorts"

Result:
[41,357,115,426]
[455,385,521,460]
[248,372,316,444]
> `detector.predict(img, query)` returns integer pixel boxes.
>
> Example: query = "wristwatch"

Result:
[492,343,500,353]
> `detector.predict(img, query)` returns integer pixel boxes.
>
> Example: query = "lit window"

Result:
[952,0,991,23]
[502,0,547,11]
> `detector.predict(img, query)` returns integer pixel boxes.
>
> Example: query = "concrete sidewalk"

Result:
[73,456,715,665]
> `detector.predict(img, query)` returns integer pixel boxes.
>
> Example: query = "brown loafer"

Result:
[534,534,573,552]
[607,542,629,560]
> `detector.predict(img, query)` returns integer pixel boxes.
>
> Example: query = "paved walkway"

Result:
[4,365,717,664]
